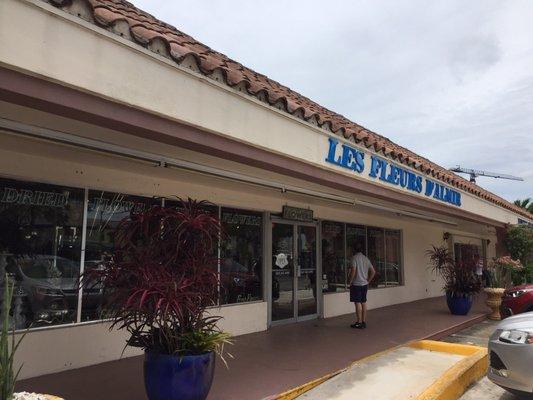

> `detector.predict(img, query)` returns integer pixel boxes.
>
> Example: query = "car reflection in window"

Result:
[6,255,102,327]
[220,258,261,304]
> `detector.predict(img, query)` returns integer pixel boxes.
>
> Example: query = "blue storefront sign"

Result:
[325,137,461,207]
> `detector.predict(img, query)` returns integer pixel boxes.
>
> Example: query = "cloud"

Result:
[134,0,533,202]
[448,35,502,83]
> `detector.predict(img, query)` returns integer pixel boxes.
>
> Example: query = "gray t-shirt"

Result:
[351,252,373,286]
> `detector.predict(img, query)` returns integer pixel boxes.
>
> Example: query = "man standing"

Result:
[349,243,376,329]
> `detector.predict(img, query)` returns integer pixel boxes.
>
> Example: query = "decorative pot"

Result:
[446,293,473,315]
[13,393,64,400]
[484,288,505,320]
[144,351,215,400]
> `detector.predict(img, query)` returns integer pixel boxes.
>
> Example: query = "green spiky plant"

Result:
[0,275,24,400]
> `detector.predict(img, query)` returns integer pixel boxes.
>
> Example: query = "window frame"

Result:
[0,176,268,333]
[79,190,164,323]
[321,219,404,295]
[219,206,264,305]
[320,220,347,294]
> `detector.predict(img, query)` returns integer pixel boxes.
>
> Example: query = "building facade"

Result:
[0,0,531,379]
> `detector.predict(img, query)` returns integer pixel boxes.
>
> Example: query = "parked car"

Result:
[3,254,102,325]
[500,284,533,318]
[488,311,533,398]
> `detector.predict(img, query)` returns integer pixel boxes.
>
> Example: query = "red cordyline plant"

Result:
[427,245,481,297]
[84,198,231,357]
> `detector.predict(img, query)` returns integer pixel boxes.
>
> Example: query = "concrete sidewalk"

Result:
[298,345,464,400]
[17,296,488,400]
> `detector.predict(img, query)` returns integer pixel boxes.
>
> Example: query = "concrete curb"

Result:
[423,313,488,341]
[268,340,488,400]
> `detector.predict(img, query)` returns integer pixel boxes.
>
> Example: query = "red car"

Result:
[500,284,533,318]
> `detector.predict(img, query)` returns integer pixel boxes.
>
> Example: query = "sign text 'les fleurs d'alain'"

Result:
[325,138,462,207]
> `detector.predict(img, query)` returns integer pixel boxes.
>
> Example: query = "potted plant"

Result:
[427,246,481,315]
[84,199,231,400]
[484,256,523,320]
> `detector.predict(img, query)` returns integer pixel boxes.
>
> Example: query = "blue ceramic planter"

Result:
[446,293,473,315]
[144,351,215,400]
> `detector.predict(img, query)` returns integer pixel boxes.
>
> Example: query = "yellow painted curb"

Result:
[414,341,488,400]
[270,340,487,400]
[272,370,343,400]
[408,340,482,356]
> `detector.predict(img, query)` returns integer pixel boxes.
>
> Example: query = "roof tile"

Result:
[45,0,531,220]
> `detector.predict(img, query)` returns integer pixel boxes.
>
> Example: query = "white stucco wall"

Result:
[0,0,510,380]
[0,0,527,226]
[14,301,267,380]
[0,130,496,379]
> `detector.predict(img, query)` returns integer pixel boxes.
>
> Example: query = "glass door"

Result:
[297,225,317,318]
[271,222,318,323]
[272,222,295,322]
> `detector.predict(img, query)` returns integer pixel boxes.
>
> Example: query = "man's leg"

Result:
[355,302,363,323]
[350,302,358,328]
[359,285,368,328]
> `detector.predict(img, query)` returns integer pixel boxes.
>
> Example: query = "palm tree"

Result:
[514,198,533,214]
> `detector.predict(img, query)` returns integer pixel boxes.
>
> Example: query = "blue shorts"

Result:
[350,284,368,303]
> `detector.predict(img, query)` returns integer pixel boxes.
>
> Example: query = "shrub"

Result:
[83,198,231,358]
[505,225,533,284]
[488,256,523,288]
[427,246,481,296]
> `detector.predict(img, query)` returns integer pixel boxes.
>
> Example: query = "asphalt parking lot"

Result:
[442,319,521,400]
[460,377,516,400]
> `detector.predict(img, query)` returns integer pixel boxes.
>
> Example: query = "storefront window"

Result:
[321,222,345,292]
[81,191,156,321]
[385,230,402,286]
[454,243,480,266]
[220,208,263,304]
[0,178,268,331]
[346,224,366,266]
[0,176,409,332]
[323,222,402,291]
[0,179,84,329]
[367,227,385,288]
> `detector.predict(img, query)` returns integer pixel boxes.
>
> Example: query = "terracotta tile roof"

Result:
[46,0,531,220]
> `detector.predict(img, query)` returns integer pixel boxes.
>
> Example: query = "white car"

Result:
[488,312,533,398]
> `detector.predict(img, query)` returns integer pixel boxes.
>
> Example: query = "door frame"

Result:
[267,216,322,327]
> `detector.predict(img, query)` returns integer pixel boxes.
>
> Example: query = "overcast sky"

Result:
[135,0,533,202]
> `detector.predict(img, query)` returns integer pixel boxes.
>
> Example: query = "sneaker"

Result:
[360,322,367,329]
[350,322,362,329]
